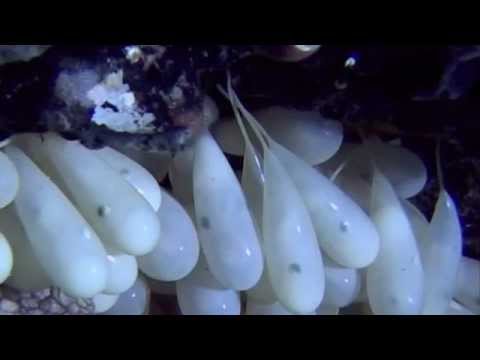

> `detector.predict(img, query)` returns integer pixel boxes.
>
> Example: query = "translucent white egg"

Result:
[421,190,462,315]
[0,205,51,290]
[212,107,343,165]
[5,145,109,298]
[113,146,171,182]
[0,231,13,284]
[104,247,138,295]
[272,143,379,269]
[321,140,427,199]
[193,131,263,290]
[454,256,480,314]
[103,276,149,315]
[95,146,162,212]
[138,189,199,282]
[176,257,241,315]
[18,134,161,256]
[246,298,295,315]
[402,200,429,248]
[262,148,325,314]
[323,257,361,308]
[169,147,195,206]
[0,150,19,209]
[367,169,424,315]
[93,293,119,314]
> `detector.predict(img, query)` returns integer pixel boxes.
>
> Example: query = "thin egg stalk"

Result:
[366,169,424,315]
[323,257,361,308]
[176,256,241,315]
[454,256,480,314]
[421,190,462,315]
[4,145,108,298]
[95,146,162,212]
[18,134,161,256]
[446,300,475,315]
[262,148,325,314]
[192,130,263,291]
[0,150,19,209]
[104,246,138,295]
[103,276,150,315]
[0,231,13,284]
[229,89,379,269]
[138,189,199,282]
[0,205,51,290]
[241,141,265,225]
[169,147,195,206]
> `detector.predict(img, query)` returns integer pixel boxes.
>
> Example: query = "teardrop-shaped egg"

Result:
[95,146,162,212]
[272,143,379,269]
[0,151,19,209]
[93,293,119,314]
[4,145,108,298]
[402,200,429,247]
[103,276,150,315]
[0,231,13,284]
[323,257,361,308]
[246,298,295,315]
[104,247,138,295]
[193,131,263,290]
[322,140,427,199]
[112,146,171,182]
[213,107,343,165]
[367,169,424,315]
[421,190,462,315]
[454,256,480,314]
[17,134,161,256]
[0,205,51,290]
[262,148,325,314]
[176,257,241,315]
[169,147,195,206]
[138,189,199,282]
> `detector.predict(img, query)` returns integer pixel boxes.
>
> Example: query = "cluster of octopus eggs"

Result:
[0,96,478,315]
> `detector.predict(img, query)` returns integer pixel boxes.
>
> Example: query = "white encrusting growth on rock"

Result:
[87,70,156,134]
